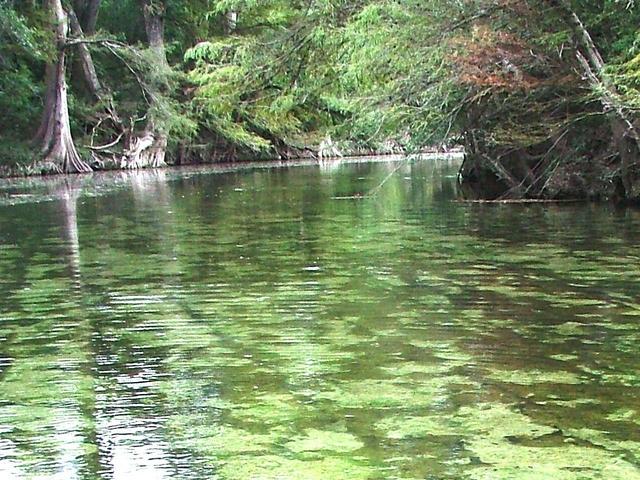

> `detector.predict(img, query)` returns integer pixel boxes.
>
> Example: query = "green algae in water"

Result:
[216,455,375,480]
[564,427,640,463]
[488,368,584,385]
[315,379,446,409]
[176,425,281,456]
[607,409,639,424]
[2,160,640,480]
[466,440,640,480]
[408,340,474,366]
[554,321,590,336]
[373,402,640,479]
[579,366,640,387]
[376,415,456,439]
[376,403,557,441]
[381,361,452,377]
[459,407,640,479]
[285,429,364,453]
[455,403,558,439]
[230,393,303,426]
[545,398,602,408]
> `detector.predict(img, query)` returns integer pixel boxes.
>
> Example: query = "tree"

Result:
[120,0,171,168]
[543,0,640,198]
[343,0,640,201]
[73,0,101,35]
[33,0,92,173]
[2,0,639,200]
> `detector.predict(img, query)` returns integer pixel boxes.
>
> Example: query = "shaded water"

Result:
[0,157,640,479]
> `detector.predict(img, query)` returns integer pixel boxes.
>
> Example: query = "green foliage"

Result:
[0,66,41,139]
[0,2,46,142]
[2,0,640,174]
[183,0,364,154]
[0,1,47,61]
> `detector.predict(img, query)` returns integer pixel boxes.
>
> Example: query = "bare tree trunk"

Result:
[34,0,91,174]
[68,7,121,130]
[70,0,101,98]
[74,0,101,35]
[141,0,167,65]
[612,118,637,196]
[68,9,103,102]
[121,0,169,169]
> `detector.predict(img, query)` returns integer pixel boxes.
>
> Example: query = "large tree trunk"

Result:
[34,0,91,174]
[121,0,169,169]
[73,0,101,35]
[68,9,104,102]
[141,0,167,64]
[68,6,121,130]
[70,0,101,99]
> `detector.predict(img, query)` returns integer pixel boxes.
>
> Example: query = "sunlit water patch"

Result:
[0,157,640,479]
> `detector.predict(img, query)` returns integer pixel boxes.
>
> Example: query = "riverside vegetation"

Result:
[2,0,640,201]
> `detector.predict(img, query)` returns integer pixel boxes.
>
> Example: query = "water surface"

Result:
[1,157,640,479]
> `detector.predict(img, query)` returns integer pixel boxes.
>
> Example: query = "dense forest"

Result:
[1,1,640,201]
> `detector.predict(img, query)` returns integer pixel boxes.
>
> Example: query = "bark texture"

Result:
[35,0,91,173]
[74,0,101,35]
[141,0,167,64]
[68,9,104,101]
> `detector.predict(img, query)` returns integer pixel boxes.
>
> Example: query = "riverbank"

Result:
[0,143,464,179]
[0,153,465,206]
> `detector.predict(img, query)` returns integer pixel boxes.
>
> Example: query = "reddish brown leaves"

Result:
[451,25,541,90]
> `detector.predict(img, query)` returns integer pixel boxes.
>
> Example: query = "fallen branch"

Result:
[88,133,124,151]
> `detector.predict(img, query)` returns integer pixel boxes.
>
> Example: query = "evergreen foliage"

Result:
[0,0,639,200]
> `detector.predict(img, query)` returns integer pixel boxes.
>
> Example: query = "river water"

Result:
[0,157,639,479]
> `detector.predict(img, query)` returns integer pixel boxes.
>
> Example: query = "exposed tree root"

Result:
[121,130,167,169]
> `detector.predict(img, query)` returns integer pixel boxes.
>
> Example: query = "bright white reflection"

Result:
[112,444,173,480]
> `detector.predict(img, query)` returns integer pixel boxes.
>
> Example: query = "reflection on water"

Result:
[1,157,640,479]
